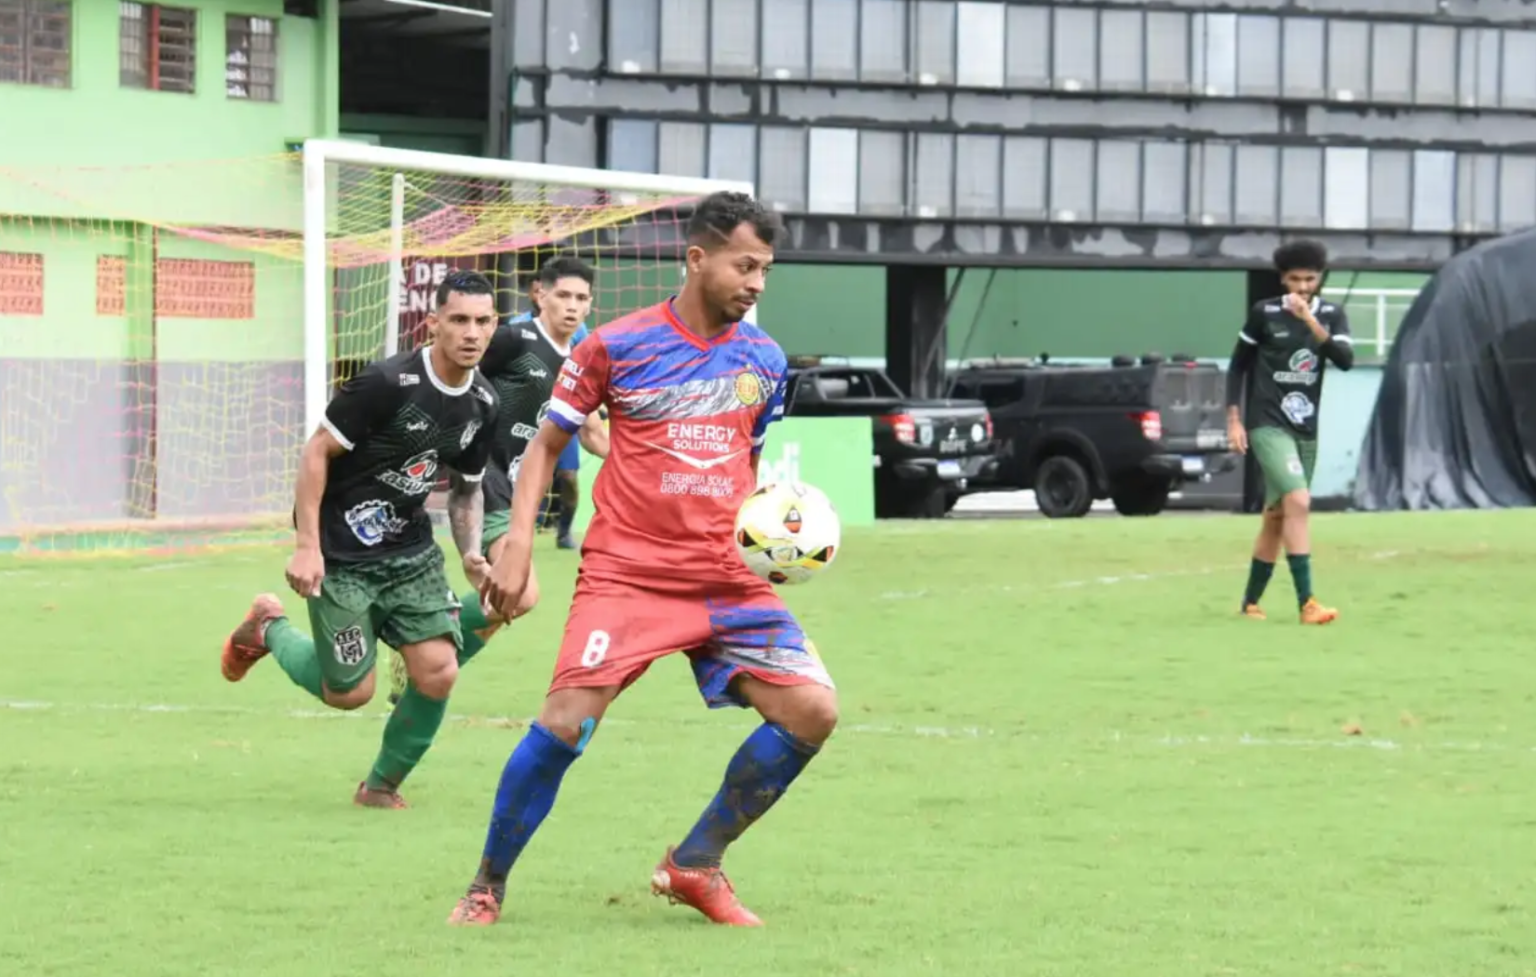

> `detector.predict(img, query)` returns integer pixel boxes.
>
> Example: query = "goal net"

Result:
[0,142,751,555]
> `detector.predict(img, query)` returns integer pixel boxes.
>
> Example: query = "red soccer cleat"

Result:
[221,593,285,683]
[650,847,763,927]
[352,781,408,810]
[447,887,502,926]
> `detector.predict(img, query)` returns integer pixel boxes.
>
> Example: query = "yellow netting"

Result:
[0,151,704,554]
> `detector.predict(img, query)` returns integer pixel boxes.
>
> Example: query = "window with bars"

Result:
[226,14,277,101]
[0,0,71,88]
[120,1,197,94]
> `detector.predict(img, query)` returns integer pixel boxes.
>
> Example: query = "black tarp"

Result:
[1354,230,1536,510]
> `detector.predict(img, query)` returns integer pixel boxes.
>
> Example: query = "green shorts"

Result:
[308,546,462,693]
[1249,425,1317,508]
[481,507,510,560]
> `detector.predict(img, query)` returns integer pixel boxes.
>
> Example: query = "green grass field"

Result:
[3,510,1535,977]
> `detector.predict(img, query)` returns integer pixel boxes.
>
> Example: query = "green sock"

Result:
[265,618,325,700]
[366,683,449,791]
[1286,553,1313,607]
[1242,558,1275,607]
[456,591,497,666]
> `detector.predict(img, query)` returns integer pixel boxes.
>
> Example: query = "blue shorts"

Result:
[556,437,581,473]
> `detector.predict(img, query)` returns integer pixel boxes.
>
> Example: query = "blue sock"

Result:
[672,722,821,870]
[476,721,587,894]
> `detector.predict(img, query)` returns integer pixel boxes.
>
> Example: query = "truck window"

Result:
[954,377,1024,408]
[808,368,902,399]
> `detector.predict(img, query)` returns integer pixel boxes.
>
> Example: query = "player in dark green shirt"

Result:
[1225,240,1355,624]
[219,269,500,807]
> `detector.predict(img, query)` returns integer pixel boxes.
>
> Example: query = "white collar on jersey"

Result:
[533,315,573,357]
[421,345,474,397]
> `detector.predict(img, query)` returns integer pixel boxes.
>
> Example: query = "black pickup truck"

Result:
[946,355,1237,518]
[785,361,997,518]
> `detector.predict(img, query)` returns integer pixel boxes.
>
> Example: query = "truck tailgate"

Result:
[1154,366,1228,451]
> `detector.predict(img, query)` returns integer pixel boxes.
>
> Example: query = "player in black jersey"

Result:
[1225,240,1355,624]
[445,257,609,670]
[220,269,501,807]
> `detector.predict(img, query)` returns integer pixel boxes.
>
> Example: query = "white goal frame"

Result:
[300,138,756,440]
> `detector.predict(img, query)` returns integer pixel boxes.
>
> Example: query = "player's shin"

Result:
[366,682,449,792]
[264,619,326,699]
[474,721,588,896]
[671,722,821,870]
[454,595,502,666]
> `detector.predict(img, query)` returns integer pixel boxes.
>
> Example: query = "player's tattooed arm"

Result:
[446,472,485,567]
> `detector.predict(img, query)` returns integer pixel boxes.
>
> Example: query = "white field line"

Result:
[1,697,1531,757]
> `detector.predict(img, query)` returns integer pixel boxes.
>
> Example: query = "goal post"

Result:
[0,142,753,555]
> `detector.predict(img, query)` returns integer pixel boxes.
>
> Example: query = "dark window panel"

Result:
[758,127,807,211]
[913,132,954,217]
[659,0,708,73]
[1279,146,1323,228]
[955,134,1001,218]
[1145,11,1189,94]
[1098,9,1144,93]
[1004,4,1049,89]
[858,129,905,216]
[912,0,954,85]
[1002,136,1048,220]
[1142,141,1187,223]
[1052,7,1097,91]
[810,0,857,81]
[1370,22,1413,103]
[807,127,858,214]
[608,0,659,73]
[1048,138,1095,221]
[1368,149,1412,230]
[859,0,906,82]
[658,120,706,177]
[1411,149,1455,232]
[710,0,758,76]
[1324,147,1369,230]
[1414,25,1457,106]
[1234,144,1278,225]
[1282,18,1325,99]
[1235,15,1279,98]
[760,0,808,78]
[1326,19,1370,101]
[1095,140,1140,222]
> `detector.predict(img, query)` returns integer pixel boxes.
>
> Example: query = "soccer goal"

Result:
[0,142,752,554]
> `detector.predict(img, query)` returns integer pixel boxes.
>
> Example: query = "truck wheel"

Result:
[1110,476,1172,516]
[1033,455,1094,518]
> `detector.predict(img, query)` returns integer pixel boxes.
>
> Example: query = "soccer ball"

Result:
[734,481,841,585]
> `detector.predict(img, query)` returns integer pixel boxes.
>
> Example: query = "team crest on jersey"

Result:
[378,449,440,495]
[460,420,481,450]
[734,371,764,406]
[344,499,408,546]
[1274,348,1320,386]
[1281,391,1315,426]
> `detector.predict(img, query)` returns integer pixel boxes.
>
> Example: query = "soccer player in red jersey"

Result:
[447,192,837,929]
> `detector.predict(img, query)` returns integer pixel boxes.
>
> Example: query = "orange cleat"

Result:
[353,781,408,810]
[447,887,502,926]
[650,847,763,927]
[1299,597,1339,625]
[221,593,285,682]
[1241,603,1267,620]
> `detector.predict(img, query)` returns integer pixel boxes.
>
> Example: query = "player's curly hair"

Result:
[688,190,783,250]
[435,268,493,308]
[1273,239,1328,273]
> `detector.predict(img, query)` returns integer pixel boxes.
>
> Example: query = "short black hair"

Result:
[536,255,596,290]
[1273,239,1328,274]
[687,191,783,250]
[435,268,494,308]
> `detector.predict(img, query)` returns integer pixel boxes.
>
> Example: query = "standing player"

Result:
[1225,240,1355,623]
[220,270,500,807]
[448,192,837,928]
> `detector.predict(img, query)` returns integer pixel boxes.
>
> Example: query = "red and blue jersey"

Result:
[547,300,787,583]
